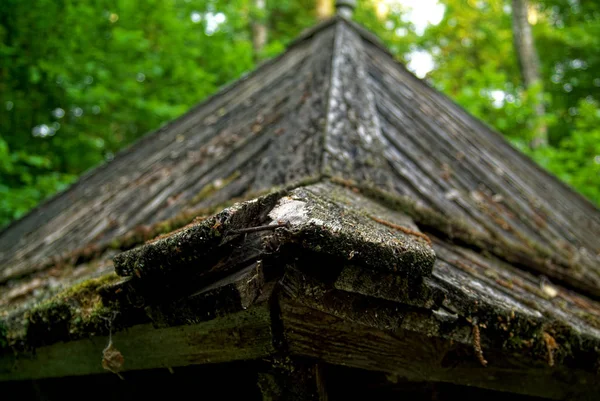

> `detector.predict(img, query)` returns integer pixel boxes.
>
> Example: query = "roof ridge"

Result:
[320,21,395,189]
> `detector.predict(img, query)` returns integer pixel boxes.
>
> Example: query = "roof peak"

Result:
[335,0,357,18]
[1,17,599,299]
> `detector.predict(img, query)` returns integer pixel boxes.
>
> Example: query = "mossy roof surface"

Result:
[1,17,600,379]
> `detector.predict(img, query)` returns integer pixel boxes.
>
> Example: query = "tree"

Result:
[0,0,256,227]
[251,0,268,60]
[512,0,547,148]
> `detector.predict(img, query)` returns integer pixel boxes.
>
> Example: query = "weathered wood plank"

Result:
[0,302,274,381]
[279,298,598,400]
[113,182,435,281]
[431,238,600,345]
[270,183,435,278]
[250,26,334,192]
[143,262,265,326]
[363,40,600,295]
[0,264,276,380]
[112,191,281,278]
[334,265,446,309]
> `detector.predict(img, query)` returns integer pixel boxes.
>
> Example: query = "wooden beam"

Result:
[0,302,274,381]
[1,269,276,382]
[279,297,598,400]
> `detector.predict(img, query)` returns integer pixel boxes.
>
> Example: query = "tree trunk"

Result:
[511,0,547,148]
[252,0,268,61]
[316,0,333,20]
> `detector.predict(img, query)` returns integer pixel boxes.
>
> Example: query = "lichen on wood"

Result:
[271,183,436,278]
[0,272,122,352]
[334,265,446,310]
[112,191,283,279]
[328,176,600,299]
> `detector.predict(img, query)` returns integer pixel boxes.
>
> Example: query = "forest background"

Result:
[1,0,598,228]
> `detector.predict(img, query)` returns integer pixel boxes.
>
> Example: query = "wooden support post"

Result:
[257,359,328,401]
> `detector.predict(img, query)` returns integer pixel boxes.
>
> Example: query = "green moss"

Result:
[60,272,120,299]
[15,273,124,348]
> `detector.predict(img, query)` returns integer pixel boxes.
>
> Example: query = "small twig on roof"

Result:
[228,222,291,235]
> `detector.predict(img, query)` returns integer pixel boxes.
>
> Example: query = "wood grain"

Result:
[279,297,598,400]
[0,303,274,381]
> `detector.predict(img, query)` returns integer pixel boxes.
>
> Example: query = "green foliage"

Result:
[0,0,598,229]
[531,100,600,202]
[0,136,76,224]
[0,0,256,227]
[406,0,600,204]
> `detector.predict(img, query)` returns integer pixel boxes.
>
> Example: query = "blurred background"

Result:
[0,0,598,228]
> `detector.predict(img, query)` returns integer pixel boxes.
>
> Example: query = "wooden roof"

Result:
[1,17,599,398]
